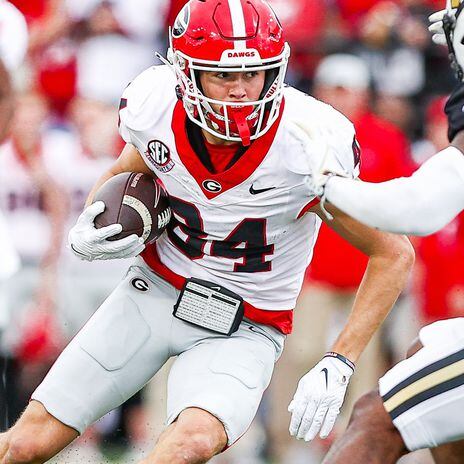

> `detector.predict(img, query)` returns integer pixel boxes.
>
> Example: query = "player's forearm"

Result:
[324,146,464,236]
[85,170,117,207]
[85,163,130,207]
[331,239,414,362]
[85,143,150,207]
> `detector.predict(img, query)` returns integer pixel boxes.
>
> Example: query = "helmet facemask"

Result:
[164,35,289,146]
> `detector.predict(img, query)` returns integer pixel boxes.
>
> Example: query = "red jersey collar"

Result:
[171,99,285,200]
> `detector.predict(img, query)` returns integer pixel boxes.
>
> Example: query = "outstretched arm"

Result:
[323,143,464,236]
[288,203,414,443]
[321,4,464,237]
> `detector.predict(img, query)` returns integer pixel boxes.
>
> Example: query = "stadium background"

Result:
[0,0,462,463]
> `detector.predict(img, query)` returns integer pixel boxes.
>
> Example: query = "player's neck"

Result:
[201,129,239,147]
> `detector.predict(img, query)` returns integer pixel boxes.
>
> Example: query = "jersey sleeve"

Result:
[118,95,131,144]
[320,104,361,179]
[118,65,177,146]
[282,88,361,181]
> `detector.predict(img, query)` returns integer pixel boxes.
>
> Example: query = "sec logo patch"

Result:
[146,140,175,173]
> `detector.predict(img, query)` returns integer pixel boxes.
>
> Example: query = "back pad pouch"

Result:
[173,278,244,336]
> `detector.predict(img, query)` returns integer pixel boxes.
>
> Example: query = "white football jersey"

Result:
[119,65,359,333]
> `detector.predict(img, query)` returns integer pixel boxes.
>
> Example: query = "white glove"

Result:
[68,201,145,261]
[286,120,352,221]
[288,354,354,441]
[286,120,350,198]
[429,3,464,80]
[429,9,453,45]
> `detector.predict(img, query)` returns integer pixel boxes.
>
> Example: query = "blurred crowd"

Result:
[0,0,463,463]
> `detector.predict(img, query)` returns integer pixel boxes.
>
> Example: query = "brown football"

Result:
[93,172,171,244]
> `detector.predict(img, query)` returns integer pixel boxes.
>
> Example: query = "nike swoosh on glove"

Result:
[68,201,145,261]
[288,354,354,441]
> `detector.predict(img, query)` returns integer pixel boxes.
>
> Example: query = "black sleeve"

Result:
[445,82,464,142]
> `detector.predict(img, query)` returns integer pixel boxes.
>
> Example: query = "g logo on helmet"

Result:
[202,180,222,192]
[172,4,190,38]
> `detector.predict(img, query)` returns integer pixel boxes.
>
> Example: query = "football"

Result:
[93,172,171,244]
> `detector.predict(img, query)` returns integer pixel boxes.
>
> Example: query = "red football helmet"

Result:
[163,0,290,145]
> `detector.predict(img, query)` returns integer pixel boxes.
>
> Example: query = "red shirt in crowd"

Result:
[8,0,46,25]
[307,111,414,290]
[416,213,464,323]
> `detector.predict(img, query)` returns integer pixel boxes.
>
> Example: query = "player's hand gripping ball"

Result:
[69,172,171,261]
[94,172,171,244]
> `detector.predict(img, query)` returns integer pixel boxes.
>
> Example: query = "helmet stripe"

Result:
[227,0,246,50]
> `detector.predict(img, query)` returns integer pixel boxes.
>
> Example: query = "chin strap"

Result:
[229,106,252,146]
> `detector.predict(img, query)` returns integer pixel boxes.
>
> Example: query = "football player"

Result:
[0,1,414,463]
[320,3,464,464]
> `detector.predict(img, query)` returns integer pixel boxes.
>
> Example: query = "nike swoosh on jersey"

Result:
[249,184,276,195]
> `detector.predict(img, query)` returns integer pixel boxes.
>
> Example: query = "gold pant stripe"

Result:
[384,359,464,413]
